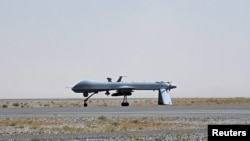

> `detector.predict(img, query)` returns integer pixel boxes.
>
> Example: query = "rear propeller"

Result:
[166,81,172,92]
[166,81,176,92]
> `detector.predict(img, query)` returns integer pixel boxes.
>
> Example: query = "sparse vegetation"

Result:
[105,125,116,132]
[103,102,108,107]
[1,98,250,109]
[19,125,24,128]
[172,97,250,106]
[2,104,8,108]
[177,132,184,139]
[0,117,175,134]
[112,121,120,126]
[132,119,139,124]
[9,122,16,126]
[31,138,40,141]
[43,104,50,107]
[0,113,247,141]
[1,98,245,140]
[132,133,143,140]
[63,125,72,131]
[98,115,107,121]
[121,124,128,131]
[13,102,19,107]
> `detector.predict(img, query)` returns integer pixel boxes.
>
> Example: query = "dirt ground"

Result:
[1,97,250,108]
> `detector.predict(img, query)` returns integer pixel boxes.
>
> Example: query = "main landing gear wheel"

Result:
[121,95,129,107]
[121,102,129,106]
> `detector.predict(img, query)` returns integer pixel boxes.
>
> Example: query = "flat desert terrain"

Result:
[1,97,250,108]
[0,98,250,141]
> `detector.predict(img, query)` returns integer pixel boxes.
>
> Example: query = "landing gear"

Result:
[83,92,97,107]
[105,90,110,96]
[121,102,129,106]
[84,103,88,107]
[121,95,129,107]
[82,92,131,107]
[83,92,88,97]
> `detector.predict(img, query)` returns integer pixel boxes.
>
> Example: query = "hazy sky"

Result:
[1,0,249,99]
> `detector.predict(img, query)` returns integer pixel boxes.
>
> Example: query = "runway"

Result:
[1,105,250,119]
[1,105,250,140]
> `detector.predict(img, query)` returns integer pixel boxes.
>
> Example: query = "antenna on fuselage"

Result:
[107,77,112,82]
[117,76,127,82]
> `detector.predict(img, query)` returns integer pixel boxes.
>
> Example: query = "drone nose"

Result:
[71,85,79,92]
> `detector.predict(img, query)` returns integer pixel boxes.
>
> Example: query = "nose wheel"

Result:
[84,102,88,107]
[83,92,97,107]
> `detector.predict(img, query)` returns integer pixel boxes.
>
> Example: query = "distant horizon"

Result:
[1,96,249,100]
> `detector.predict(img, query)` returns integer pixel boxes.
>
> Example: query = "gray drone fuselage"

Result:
[71,79,176,105]
[72,80,173,93]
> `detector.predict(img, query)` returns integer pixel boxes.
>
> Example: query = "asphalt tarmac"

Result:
[1,105,250,119]
[1,105,250,140]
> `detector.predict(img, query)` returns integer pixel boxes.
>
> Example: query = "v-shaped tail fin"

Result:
[158,89,172,105]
